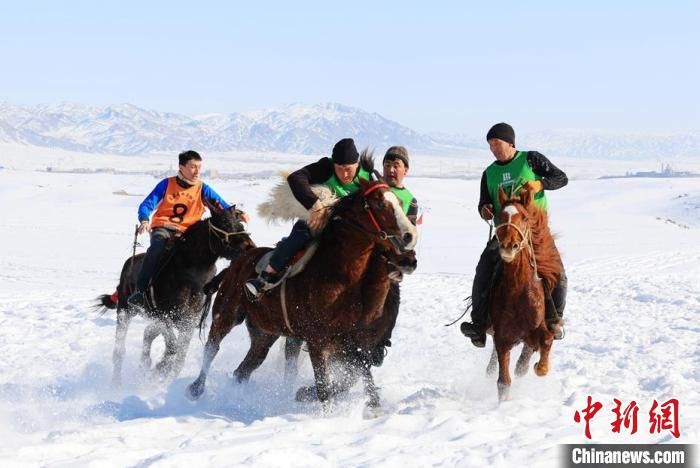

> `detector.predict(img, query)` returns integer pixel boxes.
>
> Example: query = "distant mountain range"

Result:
[0,101,697,159]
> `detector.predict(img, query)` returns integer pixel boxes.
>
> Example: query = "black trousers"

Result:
[136,227,176,291]
[470,236,568,327]
[268,220,314,273]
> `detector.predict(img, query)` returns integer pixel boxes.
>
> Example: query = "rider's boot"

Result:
[460,320,487,348]
[244,270,279,299]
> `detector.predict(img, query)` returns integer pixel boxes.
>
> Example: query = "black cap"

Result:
[331,138,360,165]
[486,123,515,146]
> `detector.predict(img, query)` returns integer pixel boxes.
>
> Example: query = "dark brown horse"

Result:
[488,185,562,401]
[186,178,417,412]
[241,249,415,413]
[97,206,255,385]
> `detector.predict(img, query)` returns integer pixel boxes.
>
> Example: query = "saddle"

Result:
[254,242,319,292]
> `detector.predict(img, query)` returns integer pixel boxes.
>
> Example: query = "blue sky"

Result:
[2,1,698,135]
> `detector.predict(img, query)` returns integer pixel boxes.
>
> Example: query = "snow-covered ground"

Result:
[0,146,698,467]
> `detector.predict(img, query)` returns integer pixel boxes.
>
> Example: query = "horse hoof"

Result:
[186,381,205,401]
[515,365,529,378]
[295,385,318,402]
[497,382,511,402]
[534,362,549,377]
[363,402,383,419]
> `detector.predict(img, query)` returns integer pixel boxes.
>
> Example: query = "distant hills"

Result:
[0,102,697,159]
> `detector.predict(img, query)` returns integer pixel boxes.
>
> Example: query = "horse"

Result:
[186,176,417,413]
[96,206,255,386]
[488,185,563,401]
[239,248,416,411]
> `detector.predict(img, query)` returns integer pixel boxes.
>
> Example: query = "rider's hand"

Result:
[480,204,494,221]
[307,200,330,231]
[522,180,544,193]
[137,220,151,234]
[239,211,251,223]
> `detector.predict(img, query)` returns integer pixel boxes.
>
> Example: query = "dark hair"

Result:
[178,150,202,166]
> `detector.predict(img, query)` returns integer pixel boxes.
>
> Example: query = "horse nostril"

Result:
[402,233,413,245]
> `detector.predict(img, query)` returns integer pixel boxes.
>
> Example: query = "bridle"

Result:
[208,218,250,254]
[494,204,539,277]
[337,182,407,252]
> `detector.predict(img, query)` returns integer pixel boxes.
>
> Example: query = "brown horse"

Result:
[489,185,562,401]
[240,250,415,412]
[186,178,417,412]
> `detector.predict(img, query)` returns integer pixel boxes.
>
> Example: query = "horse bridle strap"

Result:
[494,220,539,277]
[208,220,250,242]
[362,183,391,237]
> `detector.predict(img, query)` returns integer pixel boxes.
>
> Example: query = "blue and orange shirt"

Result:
[138,177,230,232]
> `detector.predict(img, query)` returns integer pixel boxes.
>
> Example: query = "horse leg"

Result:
[534,330,554,377]
[168,325,196,379]
[515,344,535,377]
[186,306,241,400]
[284,337,303,388]
[139,321,160,372]
[232,329,279,383]
[111,307,134,387]
[154,322,178,380]
[361,365,383,418]
[305,343,331,411]
[486,345,498,376]
[495,343,512,402]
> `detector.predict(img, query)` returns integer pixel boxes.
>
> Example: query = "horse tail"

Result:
[197,292,214,340]
[94,291,119,314]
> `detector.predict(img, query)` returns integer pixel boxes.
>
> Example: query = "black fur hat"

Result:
[331,138,360,164]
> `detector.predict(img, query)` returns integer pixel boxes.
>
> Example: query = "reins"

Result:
[208,219,250,255]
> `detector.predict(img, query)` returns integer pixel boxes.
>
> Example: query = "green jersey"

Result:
[485,151,547,213]
[324,167,371,197]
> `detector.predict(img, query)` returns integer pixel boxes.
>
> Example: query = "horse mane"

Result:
[359,149,375,175]
[523,203,562,287]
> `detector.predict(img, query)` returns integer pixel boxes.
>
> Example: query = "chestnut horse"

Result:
[239,250,416,412]
[489,185,562,401]
[186,178,417,412]
[96,206,255,385]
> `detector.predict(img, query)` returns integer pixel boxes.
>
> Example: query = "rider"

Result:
[244,138,370,298]
[371,145,419,363]
[127,150,249,309]
[460,123,568,348]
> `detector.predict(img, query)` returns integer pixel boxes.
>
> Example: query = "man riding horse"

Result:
[244,138,370,297]
[460,123,568,348]
[128,150,250,310]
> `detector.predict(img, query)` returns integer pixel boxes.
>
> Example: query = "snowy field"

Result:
[0,145,699,467]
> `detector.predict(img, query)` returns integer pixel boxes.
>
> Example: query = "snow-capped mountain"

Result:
[0,101,697,159]
[0,102,452,156]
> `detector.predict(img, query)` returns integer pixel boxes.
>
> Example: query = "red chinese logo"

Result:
[574,396,680,440]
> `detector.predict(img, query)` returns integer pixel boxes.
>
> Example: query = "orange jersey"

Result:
[150,177,206,232]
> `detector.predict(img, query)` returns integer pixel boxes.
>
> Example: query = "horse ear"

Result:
[209,203,224,217]
[497,186,508,208]
[519,184,535,207]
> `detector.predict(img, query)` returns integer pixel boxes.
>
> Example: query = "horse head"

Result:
[495,185,535,263]
[352,178,418,254]
[207,205,256,260]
